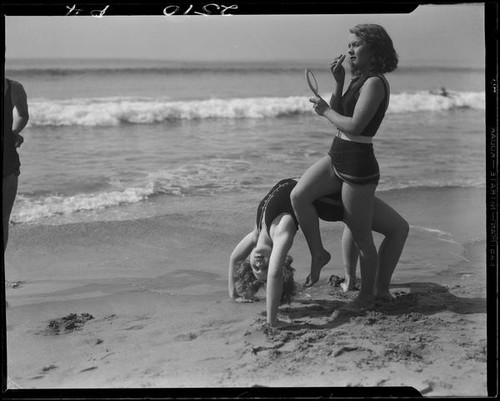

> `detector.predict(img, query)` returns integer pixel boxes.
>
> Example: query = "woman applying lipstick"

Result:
[291,24,399,309]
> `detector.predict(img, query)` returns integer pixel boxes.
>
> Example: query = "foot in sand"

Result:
[328,275,358,292]
[340,279,357,293]
[267,318,294,329]
[374,290,396,303]
[304,250,331,288]
[234,296,259,303]
[274,319,294,329]
[340,295,375,313]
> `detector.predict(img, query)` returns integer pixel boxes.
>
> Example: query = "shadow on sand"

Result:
[272,281,486,331]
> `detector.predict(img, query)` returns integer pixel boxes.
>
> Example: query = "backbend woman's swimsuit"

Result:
[3,79,21,177]
[328,74,389,185]
[256,178,344,237]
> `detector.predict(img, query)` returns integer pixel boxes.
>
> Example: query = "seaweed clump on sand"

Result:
[38,313,94,335]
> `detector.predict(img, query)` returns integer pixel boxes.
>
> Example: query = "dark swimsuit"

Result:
[328,74,389,185]
[256,178,344,237]
[3,79,21,177]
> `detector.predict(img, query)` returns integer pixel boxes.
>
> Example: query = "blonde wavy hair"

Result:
[233,255,297,304]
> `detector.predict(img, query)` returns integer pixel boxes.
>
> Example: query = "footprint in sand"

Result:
[242,324,295,355]
[122,315,151,331]
[174,332,198,341]
[174,323,222,342]
[30,364,58,380]
[79,366,98,373]
[124,324,146,331]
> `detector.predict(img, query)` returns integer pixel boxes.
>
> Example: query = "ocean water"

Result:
[4,58,485,228]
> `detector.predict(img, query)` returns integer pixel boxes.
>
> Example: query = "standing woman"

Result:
[291,24,398,307]
[3,78,29,252]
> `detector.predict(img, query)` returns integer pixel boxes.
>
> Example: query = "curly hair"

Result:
[349,24,398,74]
[234,255,297,304]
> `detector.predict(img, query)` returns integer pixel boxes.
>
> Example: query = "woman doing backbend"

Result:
[229,178,408,327]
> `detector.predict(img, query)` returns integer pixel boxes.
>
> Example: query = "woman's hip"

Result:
[328,143,380,185]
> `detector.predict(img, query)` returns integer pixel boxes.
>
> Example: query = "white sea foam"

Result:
[388,91,485,113]
[12,159,252,224]
[27,91,485,127]
[13,185,155,224]
[13,180,484,225]
[377,177,486,192]
[410,225,461,246]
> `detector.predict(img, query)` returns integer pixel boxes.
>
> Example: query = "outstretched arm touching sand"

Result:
[265,217,296,327]
[228,229,257,299]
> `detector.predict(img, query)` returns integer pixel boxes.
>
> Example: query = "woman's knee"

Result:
[382,219,409,247]
[348,227,375,251]
[290,185,309,208]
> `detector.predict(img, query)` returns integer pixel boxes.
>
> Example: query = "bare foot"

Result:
[234,297,258,303]
[374,291,396,303]
[304,250,331,287]
[340,280,357,293]
[268,318,293,329]
[340,295,375,313]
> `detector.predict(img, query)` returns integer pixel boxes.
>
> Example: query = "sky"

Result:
[4,3,486,66]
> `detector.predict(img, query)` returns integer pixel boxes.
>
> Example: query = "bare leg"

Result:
[341,182,377,306]
[341,225,358,292]
[371,197,409,301]
[291,156,341,286]
[2,174,19,252]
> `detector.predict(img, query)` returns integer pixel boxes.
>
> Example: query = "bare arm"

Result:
[228,228,257,299]
[313,77,385,136]
[10,81,29,146]
[266,217,296,326]
[329,55,346,112]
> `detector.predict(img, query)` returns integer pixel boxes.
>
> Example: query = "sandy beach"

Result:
[3,186,489,396]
